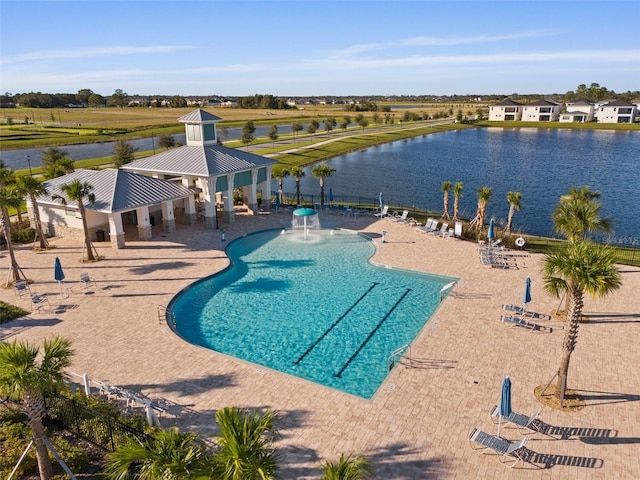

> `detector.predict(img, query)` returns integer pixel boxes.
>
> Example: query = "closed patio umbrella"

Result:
[54,256,67,298]
[329,188,334,205]
[274,193,280,213]
[498,376,512,437]
[487,218,495,242]
[523,276,532,315]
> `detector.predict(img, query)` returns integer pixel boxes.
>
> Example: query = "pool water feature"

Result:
[170,229,457,398]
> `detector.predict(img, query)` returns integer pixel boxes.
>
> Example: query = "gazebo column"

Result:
[202,177,217,229]
[262,167,272,210]
[181,178,196,225]
[136,206,153,240]
[247,169,258,214]
[108,213,126,249]
[224,173,235,223]
[161,201,176,233]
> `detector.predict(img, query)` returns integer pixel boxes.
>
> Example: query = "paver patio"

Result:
[2,210,639,479]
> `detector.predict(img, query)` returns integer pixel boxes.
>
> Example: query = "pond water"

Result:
[279,128,640,239]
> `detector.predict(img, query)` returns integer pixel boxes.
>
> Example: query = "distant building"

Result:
[560,99,595,123]
[488,99,523,121]
[595,100,637,123]
[521,99,561,122]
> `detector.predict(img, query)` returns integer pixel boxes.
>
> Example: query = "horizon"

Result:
[1,1,639,97]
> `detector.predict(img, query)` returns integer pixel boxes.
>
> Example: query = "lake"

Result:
[278,128,640,240]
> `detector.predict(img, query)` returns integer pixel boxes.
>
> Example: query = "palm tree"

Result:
[505,191,522,235]
[43,158,75,180]
[312,164,336,208]
[441,181,452,219]
[272,166,290,206]
[469,186,493,232]
[290,166,305,206]
[452,181,463,220]
[53,179,97,262]
[211,406,280,480]
[0,337,73,480]
[543,240,621,406]
[552,186,611,242]
[17,175,49,249]
[104,428,209,480]
[0,162,27,284]
[321,453,374,480]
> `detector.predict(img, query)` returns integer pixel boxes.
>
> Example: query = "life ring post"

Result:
[515,237,525,249]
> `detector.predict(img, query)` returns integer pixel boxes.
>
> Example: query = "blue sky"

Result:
[1,1,639,97]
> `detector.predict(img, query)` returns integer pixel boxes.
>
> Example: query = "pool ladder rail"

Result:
[388,344,412,371]
[157,305,176,327]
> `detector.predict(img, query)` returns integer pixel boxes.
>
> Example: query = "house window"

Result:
[65,210,75,216]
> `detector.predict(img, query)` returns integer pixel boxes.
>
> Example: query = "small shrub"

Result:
[12,227,36,244]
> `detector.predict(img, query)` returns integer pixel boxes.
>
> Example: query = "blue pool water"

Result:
[170,229,456,398]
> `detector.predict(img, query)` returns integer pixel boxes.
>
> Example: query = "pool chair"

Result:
[502,304,551,321]
[419,218,434,232]
[490,405,544,436]
[432,223,449,236]
[374,205,389,218]
[79,272,97,290]
[14,280,31,297]
[391,210,409,223]
[501,314,552,333]
[31,293,52,313]
[454,221,463,238]
[469,428,530,468]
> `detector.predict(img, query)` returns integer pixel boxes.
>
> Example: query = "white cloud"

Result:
[328,30,560,58]
[1,45,198,65]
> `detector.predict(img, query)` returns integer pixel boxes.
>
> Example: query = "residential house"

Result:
[560,99,594,123]
[595,100,637,123]
[521,99,561,122]
[488,99,523,121]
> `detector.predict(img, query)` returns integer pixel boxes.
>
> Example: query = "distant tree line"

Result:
[236,94,293,109]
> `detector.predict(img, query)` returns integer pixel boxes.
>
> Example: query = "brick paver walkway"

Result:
[2,211,638,479]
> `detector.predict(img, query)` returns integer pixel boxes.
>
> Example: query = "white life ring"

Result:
[515,237,525,248]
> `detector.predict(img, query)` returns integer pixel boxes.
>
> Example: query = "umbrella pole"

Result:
[58,280,67,299]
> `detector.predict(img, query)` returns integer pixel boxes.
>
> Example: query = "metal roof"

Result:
[121,144,277,177]
[178,109,222,123]
[36,169,193,213]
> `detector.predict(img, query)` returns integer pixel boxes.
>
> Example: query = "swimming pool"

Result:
[169,229,457,398]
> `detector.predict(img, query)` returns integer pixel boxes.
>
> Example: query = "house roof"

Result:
[36,169,193,214]
[525,99,559,107]
[601,100,636,107]
[491,99,523,107]
[121,144,277,177]
[567,99,594,106]
[178,109,222,123]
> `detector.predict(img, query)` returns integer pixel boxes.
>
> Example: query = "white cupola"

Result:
[178,109,222,146]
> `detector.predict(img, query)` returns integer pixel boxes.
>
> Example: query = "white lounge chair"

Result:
[469,428,529,468]
[374,205,389,218]
[432,223,448,236]
[391,210,409,223]
[14,280,31,297]
[31,293,52,313]
[79,272,97,290]
[502,304,551,321]
[490,405,544,435]
[454,221,463,237]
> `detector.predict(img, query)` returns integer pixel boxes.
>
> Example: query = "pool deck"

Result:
[2,211,639,479]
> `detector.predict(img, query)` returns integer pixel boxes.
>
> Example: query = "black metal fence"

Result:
[44,391,151,452]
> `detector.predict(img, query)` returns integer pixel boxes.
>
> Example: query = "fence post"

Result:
[82,373,91,396]
[72,399,81,437]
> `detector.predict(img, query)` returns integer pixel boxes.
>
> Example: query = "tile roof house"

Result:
[521,99,561,122]
[488,99,524,121]
[560,99,595,123]
[595,100,637,123]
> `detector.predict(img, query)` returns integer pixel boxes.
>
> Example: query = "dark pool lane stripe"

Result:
[294,282,379,365]
[334,288,412,378]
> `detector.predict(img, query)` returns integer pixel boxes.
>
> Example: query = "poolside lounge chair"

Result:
[79,272,97,290]
[432,223,449,236]
[454,221,463,238]
[469,428,529,468]
[501,314,552,333]
[391,210,409,223]
[374,205,389,218]
[502,304,551,321]
[31,293,52,313]
[419,218,437,233]
[490,405,544,435]
[14,280,31,297]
